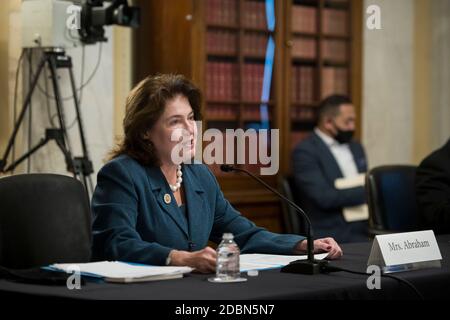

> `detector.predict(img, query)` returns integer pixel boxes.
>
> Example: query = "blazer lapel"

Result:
[145,166,189,238]
[312,132,343,179]
[182,165,208,247]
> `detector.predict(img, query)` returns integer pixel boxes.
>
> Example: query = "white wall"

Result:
[362,0,414,168]
[362,0,450,168]
[431,0,450,150]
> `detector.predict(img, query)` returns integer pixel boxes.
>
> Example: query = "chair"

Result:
[0,174,91,269]
[366,165,419,237]
[280,176,306,235]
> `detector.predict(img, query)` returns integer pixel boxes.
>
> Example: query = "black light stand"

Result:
[0,48,94,196]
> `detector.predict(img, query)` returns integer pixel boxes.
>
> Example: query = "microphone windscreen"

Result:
[220,164,234,172]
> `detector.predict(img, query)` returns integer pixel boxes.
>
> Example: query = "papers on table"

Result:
[334,173,369,222]
[239,253,329,272]
[47,261,192,283]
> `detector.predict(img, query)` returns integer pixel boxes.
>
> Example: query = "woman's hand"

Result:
[169,247,217,273]
[295,237,343,260]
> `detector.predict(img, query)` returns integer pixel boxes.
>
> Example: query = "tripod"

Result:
[0,48,94,196]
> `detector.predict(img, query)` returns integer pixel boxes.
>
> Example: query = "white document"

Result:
[49,261,192,283]
[334,174,365,189]
[334,173,369,222]
[239,253,329,272]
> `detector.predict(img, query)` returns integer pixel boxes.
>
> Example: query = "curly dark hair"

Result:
[109,74,202,166]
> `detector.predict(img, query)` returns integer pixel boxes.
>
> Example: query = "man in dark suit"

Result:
[292,95,368,243]
[416,138,450,234]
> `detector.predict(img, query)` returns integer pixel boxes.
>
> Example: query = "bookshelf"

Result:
[284,0,357,172]
[134,0,362,233]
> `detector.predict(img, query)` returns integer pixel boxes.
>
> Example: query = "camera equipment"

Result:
[22,0,140,48]
[1,0,140,196]
[0,48,95,194]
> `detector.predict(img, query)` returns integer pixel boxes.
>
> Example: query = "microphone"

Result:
[220,164,328,275]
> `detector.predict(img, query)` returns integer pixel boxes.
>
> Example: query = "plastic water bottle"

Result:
[216,233,240,280]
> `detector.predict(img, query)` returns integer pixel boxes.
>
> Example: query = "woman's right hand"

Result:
[169,247,217,273]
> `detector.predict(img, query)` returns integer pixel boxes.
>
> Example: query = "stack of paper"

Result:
[335,173,369,222]
[47,261,192,283]
[239,253,329,272]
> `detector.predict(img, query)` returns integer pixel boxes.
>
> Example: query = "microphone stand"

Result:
[220,164,328,274]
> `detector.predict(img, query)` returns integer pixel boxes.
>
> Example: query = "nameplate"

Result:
[367,230,442,273]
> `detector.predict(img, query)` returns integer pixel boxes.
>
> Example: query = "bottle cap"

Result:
[223,233,234,240]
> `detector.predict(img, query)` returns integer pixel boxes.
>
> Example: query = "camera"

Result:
[21,0,140,48]
[77,0,140,44]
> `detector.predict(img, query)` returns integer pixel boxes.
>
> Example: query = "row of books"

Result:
[242,1,267,30]
[205,105,267,121]
[206,62,240,101]
[322,8,348,36]
[291,66,315,104]
[206,30,238,56]
[322,40,348,63]
[206,30,269,57]
[292,38,348,62]
[206,62,268,102]
[291,6,348,36]
[242,63,266,102]
[292,37,316,60]
[321,67,349,99]
[205,65,347,103]
[291,107,316,122]
[206,105,237,120]
[243,32,268,57]
[291,5,317,34]
[206,0,268,30]
[206,0,238,27]
[205,106,318,125]
[205,1,348,36]
[242,105,265,120]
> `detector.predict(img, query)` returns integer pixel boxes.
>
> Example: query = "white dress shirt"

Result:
[314,127,359,178]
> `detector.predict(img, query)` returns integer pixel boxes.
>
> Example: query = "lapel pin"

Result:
[163,193,171,204]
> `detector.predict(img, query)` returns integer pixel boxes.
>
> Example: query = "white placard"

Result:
[368,230,442,268]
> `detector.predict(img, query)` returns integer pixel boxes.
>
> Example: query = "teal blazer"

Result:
[91,155,306,265]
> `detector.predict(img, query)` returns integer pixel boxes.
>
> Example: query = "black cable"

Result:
[27,50,58,130]
[11,49,26,174]
[322,265,424,300]
[42,53,56,128]
[27,49,33,173]
[36,43,102,101]
[67,44,86,130]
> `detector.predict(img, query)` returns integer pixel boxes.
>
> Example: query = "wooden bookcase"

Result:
[283,0,361,172]
[134,0,362,233]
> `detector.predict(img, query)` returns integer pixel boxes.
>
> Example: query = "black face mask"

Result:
[333,123,354,144]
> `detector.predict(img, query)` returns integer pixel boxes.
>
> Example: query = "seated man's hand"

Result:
[295,237,343,260]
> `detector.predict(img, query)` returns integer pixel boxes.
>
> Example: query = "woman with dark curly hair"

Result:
[91,74,342,273]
